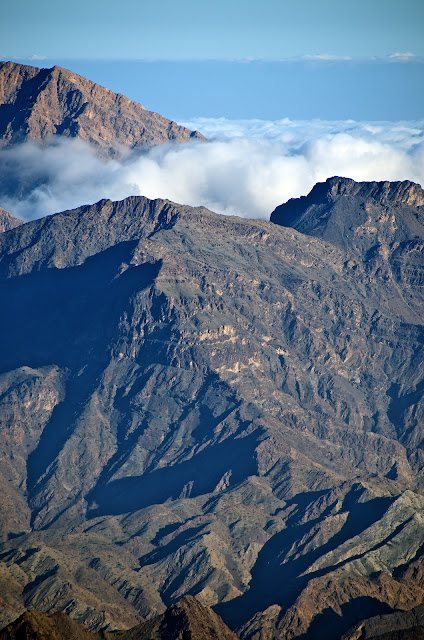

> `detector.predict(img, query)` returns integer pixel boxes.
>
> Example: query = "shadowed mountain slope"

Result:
[342,603,424,640]
[0,62,204,157]
[0,179,423,638]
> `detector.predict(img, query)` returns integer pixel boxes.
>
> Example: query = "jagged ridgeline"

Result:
[0,177,423,639]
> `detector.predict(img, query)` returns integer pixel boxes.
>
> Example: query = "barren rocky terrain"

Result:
[0,596,238,640]
[0,62,204,158]
[0,177,423,638]
[0,207,22,233]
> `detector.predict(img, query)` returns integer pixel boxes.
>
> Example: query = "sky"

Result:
[2,0,424,61]
[1,0,424,121]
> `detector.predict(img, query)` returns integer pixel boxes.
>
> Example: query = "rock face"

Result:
[0,179,423,639]
[0,62,204,157]
[0,207,22,232]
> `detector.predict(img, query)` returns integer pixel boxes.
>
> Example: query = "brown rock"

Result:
[0,610,95,640]
[0,62,205,158]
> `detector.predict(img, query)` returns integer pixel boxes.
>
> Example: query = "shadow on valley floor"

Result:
[215,488,394,631]
[87,429,260,516]
[296,597,393,640]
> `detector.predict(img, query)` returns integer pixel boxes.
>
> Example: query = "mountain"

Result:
[0,207,22,232]
[271,175,424,321]
[270,176,424,249]
[107,595,240,640]
[0,62,204,157]
[0,597,238,640]
[342,603,424,640]
[0,178,423,639]
[0,610,95,640]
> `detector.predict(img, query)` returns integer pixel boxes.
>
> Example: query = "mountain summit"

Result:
[0,206,22,232]
[270,176,424,250]
[0,62,204,157]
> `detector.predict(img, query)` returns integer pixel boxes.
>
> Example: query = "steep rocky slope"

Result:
[0,207,22,232]
[0,178,423,638]
[0,611,94,640]
[107,595,240,640]
[0,597,238,640]
[0,62,204,157]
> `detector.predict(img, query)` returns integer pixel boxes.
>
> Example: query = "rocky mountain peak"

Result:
[0,206,22,233]
[310,176,424,207]
[154,595,240,640]
[0,610,94,640]
[270,176,424,258]
[0,61,205,158]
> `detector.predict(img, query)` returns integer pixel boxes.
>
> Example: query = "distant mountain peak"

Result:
[0,61,205,158]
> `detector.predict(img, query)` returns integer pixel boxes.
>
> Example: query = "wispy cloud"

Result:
[28,54,48,61]
[388,52,416,62]
[302,54,352,61]
[0,118,422,222]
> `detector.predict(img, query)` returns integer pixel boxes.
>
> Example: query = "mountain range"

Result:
[0,62,423,640]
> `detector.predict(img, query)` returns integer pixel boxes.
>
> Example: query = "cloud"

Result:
[28,54,48,61]
[302,54,352,61]
[388,52,416,61]
[0,118,423,223]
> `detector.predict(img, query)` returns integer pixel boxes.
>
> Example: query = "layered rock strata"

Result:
[0,179,423,638]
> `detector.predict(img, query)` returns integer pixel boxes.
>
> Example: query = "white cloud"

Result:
[0,118,423,222]
[28,54,48,61]
[388,52,416,61]
[302,54,352,61]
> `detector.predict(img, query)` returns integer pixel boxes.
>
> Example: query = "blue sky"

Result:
[1,0,423,120]
[2,0,424,61]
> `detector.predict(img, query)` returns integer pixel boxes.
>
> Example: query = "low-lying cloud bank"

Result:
[1,118,423,222]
